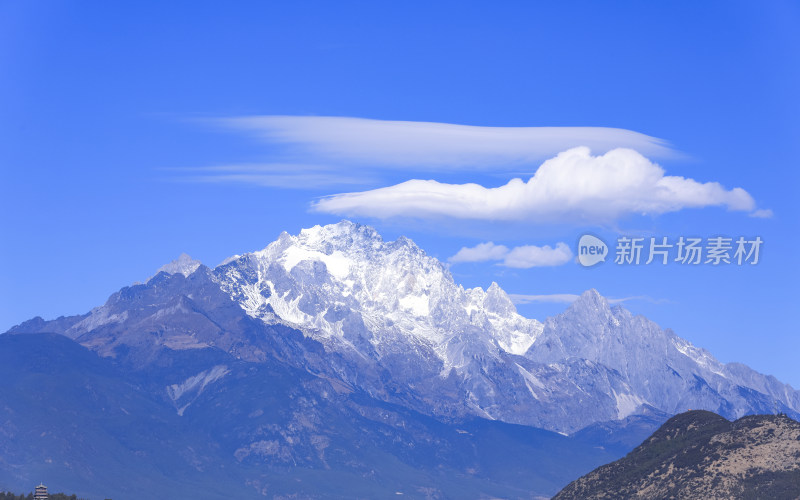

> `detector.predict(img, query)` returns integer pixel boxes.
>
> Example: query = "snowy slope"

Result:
[214,221,544,371]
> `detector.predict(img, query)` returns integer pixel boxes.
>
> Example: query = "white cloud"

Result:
[503,243,573,268]
[749,209,774,218]
[449,242,509,263]
[218,115,676,170]
[448,241,572,268]
[313,147,765,223]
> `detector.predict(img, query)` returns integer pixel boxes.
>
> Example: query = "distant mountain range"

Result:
[554,410,800,499]
[3,220,798,498]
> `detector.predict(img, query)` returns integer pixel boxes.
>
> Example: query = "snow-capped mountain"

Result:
[9,220,800,433]
[214,222,543,368]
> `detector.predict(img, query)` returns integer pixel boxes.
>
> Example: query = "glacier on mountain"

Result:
[214,221,544,371]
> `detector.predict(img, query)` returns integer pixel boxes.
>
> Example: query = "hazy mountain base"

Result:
[0,333,635,500]
[554,410,800,500]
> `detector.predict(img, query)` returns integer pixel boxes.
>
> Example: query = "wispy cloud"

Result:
[216,115,677,170]
[449,241,572,268]
[313,147,766,223]
[166,163,374,189]
[749,209,774,218]
[508,294,583,304]
[509,294,663,305]
[183,116,681,194]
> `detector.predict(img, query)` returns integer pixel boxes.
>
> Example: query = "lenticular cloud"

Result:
[220,116,675,168]
[312,147,763,223]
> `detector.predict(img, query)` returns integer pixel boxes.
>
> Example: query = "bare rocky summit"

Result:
[554,410,800,500]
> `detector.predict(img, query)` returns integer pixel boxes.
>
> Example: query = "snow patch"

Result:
[398,294,430,317]
[613,390,646,419]
[68,307,128,334]
[281,246,352,280]
[516,363,546,400]
[167,365,230,415]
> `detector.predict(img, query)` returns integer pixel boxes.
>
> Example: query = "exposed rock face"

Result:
[528,290,800,422]
[554,410,800,500]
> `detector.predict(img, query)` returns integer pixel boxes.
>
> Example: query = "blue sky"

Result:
[2,1,799,385]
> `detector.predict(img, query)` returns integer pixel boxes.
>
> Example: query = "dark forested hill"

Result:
[554,410,800,500]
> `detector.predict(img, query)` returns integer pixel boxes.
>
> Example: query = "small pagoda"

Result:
[34,483,48,500]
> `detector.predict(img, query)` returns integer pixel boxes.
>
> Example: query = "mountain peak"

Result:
[263,221,434,268]
[298,220,381,243]
[484,282,517,315]
[568,288,611,314]
[153,253,201,279]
